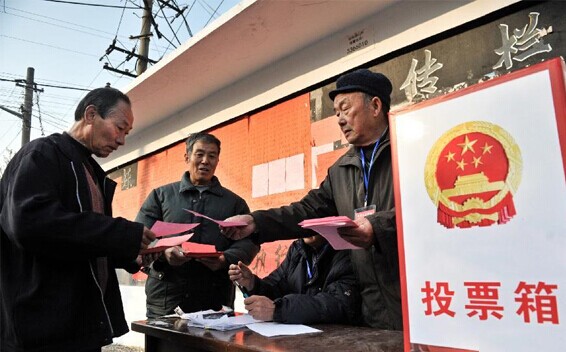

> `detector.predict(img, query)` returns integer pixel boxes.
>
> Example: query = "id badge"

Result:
[354,204,376,220]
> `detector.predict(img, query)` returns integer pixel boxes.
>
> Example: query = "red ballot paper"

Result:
[181,242,223,258]
[141,233,194,254]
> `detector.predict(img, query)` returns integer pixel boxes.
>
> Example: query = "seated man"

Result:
[228,235,360,324]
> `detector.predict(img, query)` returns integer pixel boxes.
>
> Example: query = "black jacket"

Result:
[251,239,360,325]
[136,173,259,317]
[0,133,144,352]
[252,133,402,330]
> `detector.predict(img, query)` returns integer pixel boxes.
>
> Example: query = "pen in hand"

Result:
[234,280,249,298]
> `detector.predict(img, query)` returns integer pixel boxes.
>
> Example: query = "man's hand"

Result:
[196,254,226,271]
[136,253,161,267]
[337,217,375,248]
[163,246,191,266]
[220,215,256,240]
[244,295,275,321]
[140,227,157,252]
[228,261,255,291]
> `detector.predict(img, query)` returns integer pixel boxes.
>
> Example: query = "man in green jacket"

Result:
[222,69,402,330]
[136,132,259,318]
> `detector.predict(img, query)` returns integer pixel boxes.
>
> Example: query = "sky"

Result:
[0,0,240,167]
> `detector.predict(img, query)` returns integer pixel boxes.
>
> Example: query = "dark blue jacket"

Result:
[251,239,360,325]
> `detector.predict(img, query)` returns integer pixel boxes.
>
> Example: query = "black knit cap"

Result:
[329,69,392,110]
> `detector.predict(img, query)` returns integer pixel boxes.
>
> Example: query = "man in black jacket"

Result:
[229,235,359,325]
[136,132,259,318]
[222,69,402,330]
[0,87,157,352]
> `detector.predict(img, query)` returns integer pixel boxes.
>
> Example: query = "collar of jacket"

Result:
[338,131,390,169]
[179,172,224,196]
[46,132,116,213]
[51,133,107,180]
[297,239,331,284]
[297,239,331,261]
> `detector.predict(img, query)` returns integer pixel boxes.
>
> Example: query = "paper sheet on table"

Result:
[151,220,199,237]
[181,309,261,331]
[141,233,193,254]
[183,209,247,227]
[246,322,322,337]
[299,216,361,250]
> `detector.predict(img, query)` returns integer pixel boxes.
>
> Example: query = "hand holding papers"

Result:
[141,221,198,254]
[184,209,247,227]
[299,216,362,250]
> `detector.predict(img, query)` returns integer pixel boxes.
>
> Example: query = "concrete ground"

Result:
[102,344,143,352]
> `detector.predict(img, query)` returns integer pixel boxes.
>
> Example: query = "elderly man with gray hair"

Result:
[222,69,402,330]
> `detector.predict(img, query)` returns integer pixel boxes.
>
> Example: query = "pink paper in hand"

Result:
[299,216,360,250]
[183,209,247,227]
[150,220,199,237]
[298,216,357,227]
[142,233,194,254]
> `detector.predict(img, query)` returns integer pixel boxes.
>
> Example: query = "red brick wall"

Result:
[113,142,187,222]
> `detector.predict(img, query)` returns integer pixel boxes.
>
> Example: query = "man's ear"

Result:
[371,97,382,116]
[184,153,189,163]
[84,105,97,124]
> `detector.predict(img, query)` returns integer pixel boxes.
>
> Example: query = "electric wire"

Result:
[41,0,140,9]
[204,0,224,27]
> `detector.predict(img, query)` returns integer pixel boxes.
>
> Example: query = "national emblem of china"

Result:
[424,121,522,229]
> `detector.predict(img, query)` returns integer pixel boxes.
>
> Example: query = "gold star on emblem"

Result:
[472,156,483,168]
[481,142,493,154]
[458,135,477,155]
[456,159,467,171]
[444,151,456,162]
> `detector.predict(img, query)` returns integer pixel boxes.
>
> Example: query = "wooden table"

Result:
[131,317,404,352]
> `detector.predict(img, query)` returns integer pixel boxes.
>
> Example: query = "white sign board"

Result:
[390,58,566,352]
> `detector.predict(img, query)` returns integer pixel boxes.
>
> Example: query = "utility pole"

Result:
[0,67,42,147]
[21,67,35,146]
[137,0,154,75]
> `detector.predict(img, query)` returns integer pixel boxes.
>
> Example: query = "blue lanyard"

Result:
[360,139,381,207]
[306,259,313,280]
[359,127,388,207]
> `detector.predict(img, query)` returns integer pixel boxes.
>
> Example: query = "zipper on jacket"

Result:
[70,161,83,212]
[71,160,115,337]
[89,263,114,336]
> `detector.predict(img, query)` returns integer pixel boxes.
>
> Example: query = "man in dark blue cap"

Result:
[222,69,402,330]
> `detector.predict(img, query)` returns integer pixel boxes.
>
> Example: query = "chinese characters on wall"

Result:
[493,12,552,70]
[399,12,553,103]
